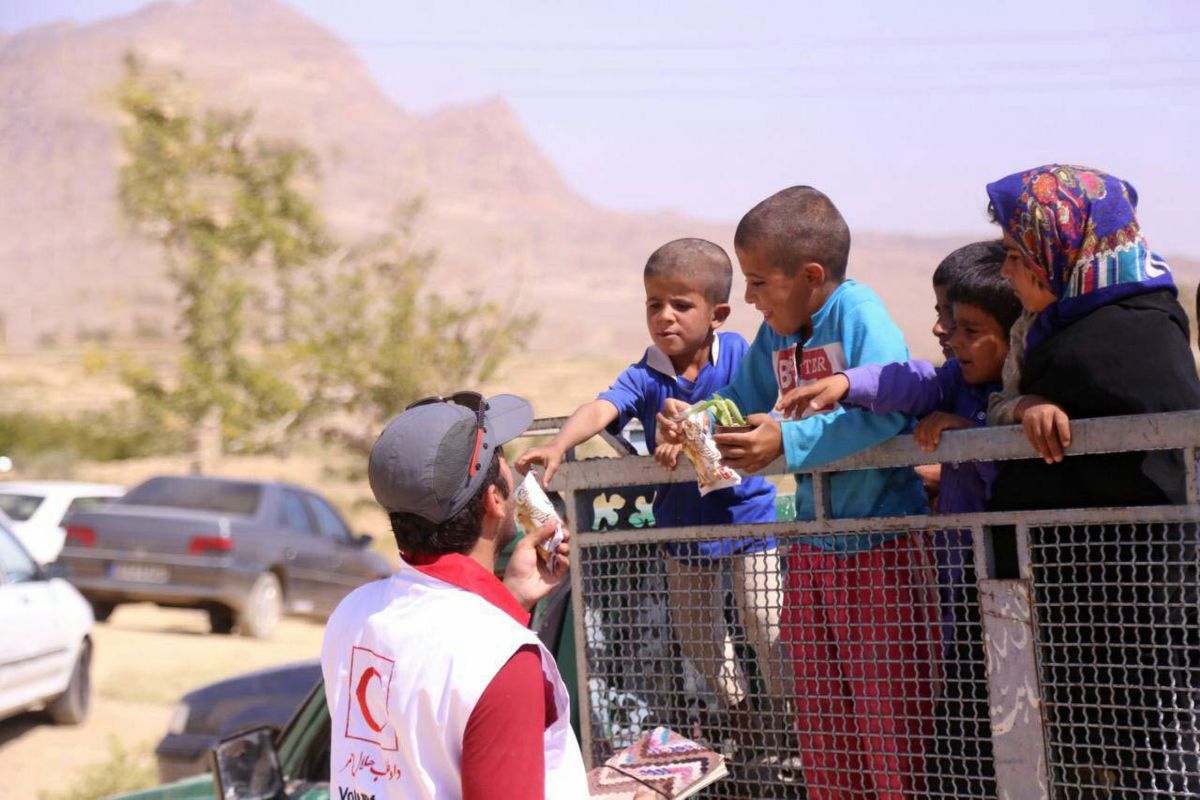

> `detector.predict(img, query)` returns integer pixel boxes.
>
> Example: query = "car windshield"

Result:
[122,478,262,516]
[0,493,43,522]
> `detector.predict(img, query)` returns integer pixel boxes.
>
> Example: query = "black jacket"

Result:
[989,289,1200,511]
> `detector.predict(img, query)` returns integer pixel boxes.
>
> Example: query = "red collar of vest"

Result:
[403,551,531,626]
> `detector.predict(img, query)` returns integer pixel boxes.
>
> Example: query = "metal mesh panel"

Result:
[1029,520,1200,798]
[578,526,996,798]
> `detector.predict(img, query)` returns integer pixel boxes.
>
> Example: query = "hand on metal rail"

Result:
[1015,395,1072,464]
[914,411,973,452]
[713,413,783,473]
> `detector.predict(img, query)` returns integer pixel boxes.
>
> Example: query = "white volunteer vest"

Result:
[321,563,588,799]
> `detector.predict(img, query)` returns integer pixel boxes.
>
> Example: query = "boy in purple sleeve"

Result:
[920,241,999,508]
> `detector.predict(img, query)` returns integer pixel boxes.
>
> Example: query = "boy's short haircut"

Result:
[643,238,733,305]
[733,186,851,281]
[933,240,1004,289]
[948,252,1024,335]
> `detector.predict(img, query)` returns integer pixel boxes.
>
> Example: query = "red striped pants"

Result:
[781,535,941,799]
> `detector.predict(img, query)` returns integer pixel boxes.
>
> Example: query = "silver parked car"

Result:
[58,475,391,638]
[0,512,94,724]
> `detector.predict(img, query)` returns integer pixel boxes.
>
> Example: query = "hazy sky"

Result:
[4,0,1199,255]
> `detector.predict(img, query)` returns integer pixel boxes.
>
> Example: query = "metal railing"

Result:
[548,410,1200,799]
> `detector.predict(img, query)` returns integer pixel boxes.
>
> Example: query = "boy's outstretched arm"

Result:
[778,296,920,471]
[776,374,850,418]
[514,399,620,484]
[778,361,949,420]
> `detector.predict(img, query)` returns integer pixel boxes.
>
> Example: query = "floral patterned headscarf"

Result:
[986,164,1175,351]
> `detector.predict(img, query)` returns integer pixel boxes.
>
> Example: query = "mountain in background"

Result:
[1,0,1194,360]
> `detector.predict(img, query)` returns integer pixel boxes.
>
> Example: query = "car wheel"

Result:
[90,600,116,623]
[209,607,236,635]
[47,639,91,724]
[238,571,283,639]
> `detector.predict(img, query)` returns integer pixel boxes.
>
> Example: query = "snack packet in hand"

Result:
[679,408,742,496]
[514,471,565,560]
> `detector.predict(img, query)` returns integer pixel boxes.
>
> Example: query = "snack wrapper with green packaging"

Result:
[514,471,565,560]
[679,404,742,497]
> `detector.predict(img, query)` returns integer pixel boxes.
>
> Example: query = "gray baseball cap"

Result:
[368,393,533,523]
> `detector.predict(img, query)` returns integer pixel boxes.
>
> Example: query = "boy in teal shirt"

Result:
[661,186,936,797]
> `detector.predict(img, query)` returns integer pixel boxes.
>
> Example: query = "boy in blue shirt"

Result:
[515,238,788,756]
[660,187,936,798]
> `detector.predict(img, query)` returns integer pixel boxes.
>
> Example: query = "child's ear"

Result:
[711,303,732,329]
[801,262,827,286]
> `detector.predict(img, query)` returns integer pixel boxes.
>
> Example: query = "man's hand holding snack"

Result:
[913,411,973,452]
[713,414,783,473]
[656,397,692,445]
[1015,395,1071,464]
[503,519,571,612]
[775,373,850,419]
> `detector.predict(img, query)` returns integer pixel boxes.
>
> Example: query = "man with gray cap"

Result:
[320,392,589,799]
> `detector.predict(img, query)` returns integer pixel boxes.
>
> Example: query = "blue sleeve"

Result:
[781,298,912,470]
[596,366,647,432]
[718,325,779,416]
[842,359,948,418]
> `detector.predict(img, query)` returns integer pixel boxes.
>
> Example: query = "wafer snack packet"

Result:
[514,471,565,561]
[678,400,742,496]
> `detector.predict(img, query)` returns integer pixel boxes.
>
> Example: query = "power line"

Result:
[344,27,1200,52]
[497,76,1200,101]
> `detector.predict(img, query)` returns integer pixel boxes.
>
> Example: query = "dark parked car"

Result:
[156,660,322,783]
[58,475,392,638]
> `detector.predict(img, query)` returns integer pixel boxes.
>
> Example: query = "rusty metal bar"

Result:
[811,472,831,523]
[572,504,1200,548]
[562,486,595,767]
[548,410,1200,492]
[1187,446,1198,507]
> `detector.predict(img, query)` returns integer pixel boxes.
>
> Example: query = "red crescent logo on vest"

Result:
[344,646,397,750]
[355,666,385,732]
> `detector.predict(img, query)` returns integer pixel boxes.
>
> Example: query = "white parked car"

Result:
[0,513,94,724]
[0,481,124,565]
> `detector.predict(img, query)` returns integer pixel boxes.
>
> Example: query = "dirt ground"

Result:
[0,604,327,800]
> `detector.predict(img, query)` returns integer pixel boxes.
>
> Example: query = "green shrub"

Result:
[0,404,185,464]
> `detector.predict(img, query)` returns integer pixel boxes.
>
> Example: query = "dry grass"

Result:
[36,738,157,800]
[0,346,173,415]
[94,605,327,706]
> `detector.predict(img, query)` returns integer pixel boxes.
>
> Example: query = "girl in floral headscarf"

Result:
[986,165,1200,794]
[987,164,1195,484]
